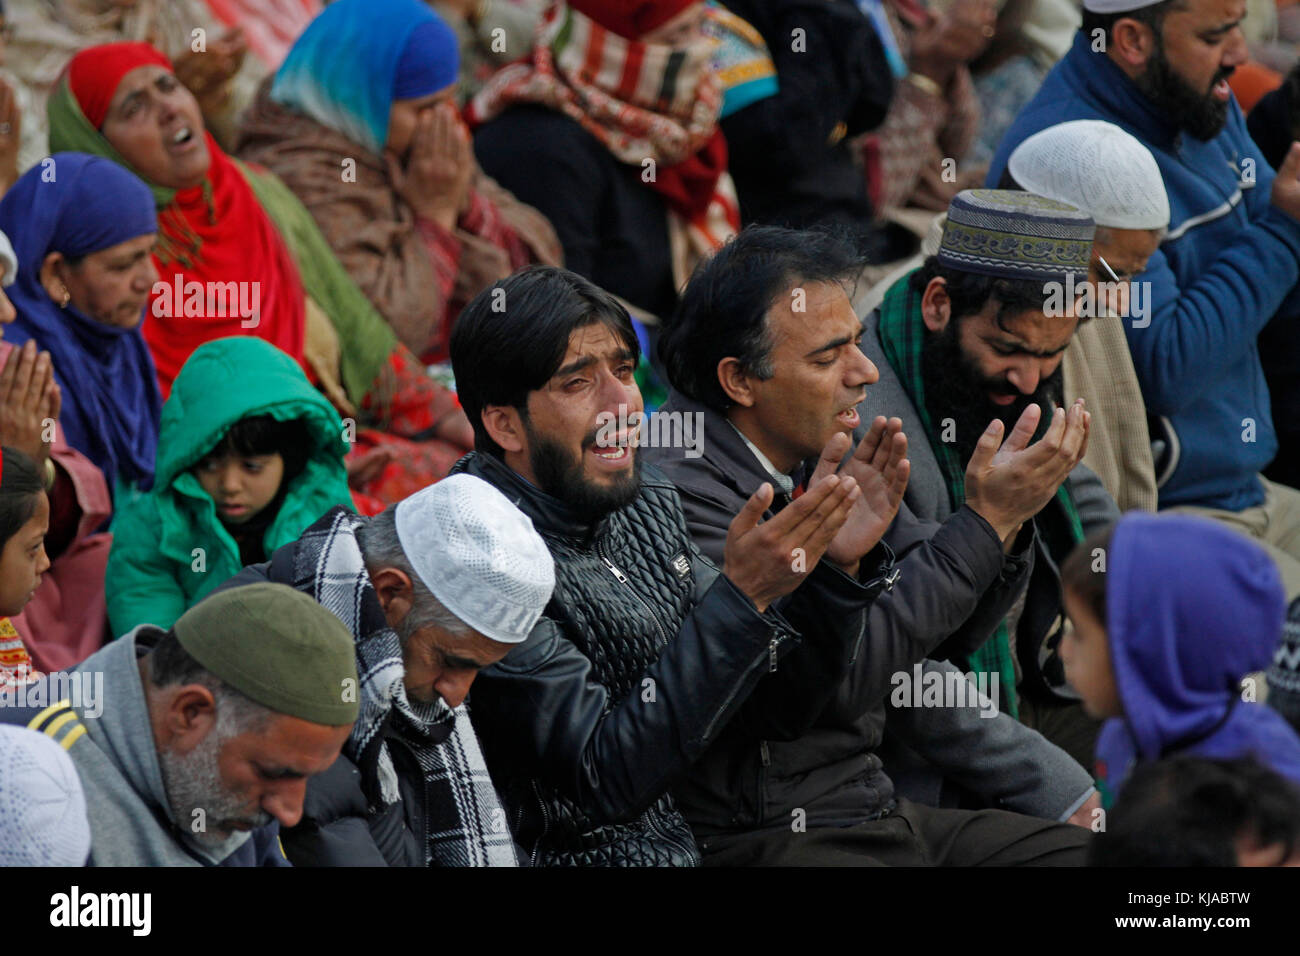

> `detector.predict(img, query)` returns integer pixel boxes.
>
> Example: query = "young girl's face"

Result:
[0,494,50,616]
[1061,587,1124,720]
[194,451,285,526]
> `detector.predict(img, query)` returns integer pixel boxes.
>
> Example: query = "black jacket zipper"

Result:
[596,540,671,649]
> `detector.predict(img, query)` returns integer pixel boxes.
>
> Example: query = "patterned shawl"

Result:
[291,508,517,867]
[876,274,1084,717]
[467,1,739,276]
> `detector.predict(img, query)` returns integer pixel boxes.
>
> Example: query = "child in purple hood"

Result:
[1059,511,1300,804]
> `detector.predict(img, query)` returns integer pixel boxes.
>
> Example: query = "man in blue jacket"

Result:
[988,0,1300,596]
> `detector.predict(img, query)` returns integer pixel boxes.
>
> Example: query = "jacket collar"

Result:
[659,390,804,505]
[462,450,615,543]
[1063,30,1183,150]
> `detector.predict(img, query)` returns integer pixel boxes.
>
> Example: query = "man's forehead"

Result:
[986,306,1076,351]
[768,281,857,345]
[1175,0,1246,26]
[560,322,631,360]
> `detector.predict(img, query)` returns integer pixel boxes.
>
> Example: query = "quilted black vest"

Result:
[465,454,703,866]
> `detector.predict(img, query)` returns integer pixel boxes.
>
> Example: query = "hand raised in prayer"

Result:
[172,28,247,115]
[0,78,21,196]
[1271,142,1300,223]
[386,102,474,231]
[723,473,860,614]
[811,419,910,576]
[910,0,997,86]
[0,340,56,466]
[963,399,1090,548]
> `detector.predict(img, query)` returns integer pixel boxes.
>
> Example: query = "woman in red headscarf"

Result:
[48,42,474,505]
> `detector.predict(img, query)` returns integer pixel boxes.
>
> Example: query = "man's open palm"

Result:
[811,417,910,570]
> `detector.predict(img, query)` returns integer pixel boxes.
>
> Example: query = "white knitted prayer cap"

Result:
[395,474,555,644]
[1008,120,1170,230]
[0,724,91,866]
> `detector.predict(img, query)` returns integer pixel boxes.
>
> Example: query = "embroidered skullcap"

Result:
[937,189,1096,286]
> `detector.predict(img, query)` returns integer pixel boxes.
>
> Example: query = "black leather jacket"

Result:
[455,451,895,866]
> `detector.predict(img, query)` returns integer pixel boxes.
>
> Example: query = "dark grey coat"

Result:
[646,389,1095,838]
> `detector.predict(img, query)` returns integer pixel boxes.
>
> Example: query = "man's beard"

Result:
[920,320,1064,468]
[1133,33,1234,141]
[158,714,271,850]
[524,418,642,518]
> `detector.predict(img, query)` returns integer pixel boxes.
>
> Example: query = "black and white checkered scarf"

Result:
[291,508,517,867]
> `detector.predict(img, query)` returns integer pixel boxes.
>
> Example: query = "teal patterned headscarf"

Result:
[271,0,460,154]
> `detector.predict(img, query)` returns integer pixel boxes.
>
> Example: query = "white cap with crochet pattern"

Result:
[1008,120,1170,230]
[395,474,555,644]
[0,724,91,866]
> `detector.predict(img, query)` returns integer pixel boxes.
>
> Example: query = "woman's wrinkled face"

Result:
[48,233,159,330]
[100,65,210,189]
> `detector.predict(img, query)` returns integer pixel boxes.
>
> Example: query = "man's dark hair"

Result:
[1060,522,1115,625]
[658,225,863,413]
[908,255,1053,332]
[450,266,640,457]
[0,447,44,548]
[1080,0,1185,48]
[1090,755,1300,866]
[198,414,314,481]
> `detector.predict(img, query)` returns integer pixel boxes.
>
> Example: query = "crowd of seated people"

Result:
[2,0,1300,870]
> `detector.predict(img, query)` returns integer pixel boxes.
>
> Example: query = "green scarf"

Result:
[47,78,395,405]
[876,272,1085,718]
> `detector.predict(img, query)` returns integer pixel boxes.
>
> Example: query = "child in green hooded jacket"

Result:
[106,337,356,636]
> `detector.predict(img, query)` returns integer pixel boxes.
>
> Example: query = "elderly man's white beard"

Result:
[157,711,271,855]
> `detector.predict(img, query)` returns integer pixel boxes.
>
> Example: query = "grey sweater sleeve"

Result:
[887,659,1096,821]
[1066,462,1121,535]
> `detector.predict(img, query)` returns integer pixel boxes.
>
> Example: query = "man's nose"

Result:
[436,670,477,710]
[262,780,308,830]
[1223,28,1249,68]
[849,348,879,388]
[1006,361,1041,395]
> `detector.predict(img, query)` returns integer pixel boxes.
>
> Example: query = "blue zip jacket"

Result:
[1095,513,1300,798]
[988,31,1300,511]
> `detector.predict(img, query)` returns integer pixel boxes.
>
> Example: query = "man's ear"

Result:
[920,277,952,334]
[717,356,757,408]
[480,404,526,454]
[370,566,414,625]
[1110,17,1158,70]
[158,684,218,755]
[38,251,71,305]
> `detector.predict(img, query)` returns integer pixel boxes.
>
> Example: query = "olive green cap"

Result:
[173,583,359,726]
